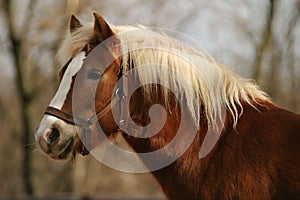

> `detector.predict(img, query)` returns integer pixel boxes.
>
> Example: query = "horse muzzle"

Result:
[35,114,85,160]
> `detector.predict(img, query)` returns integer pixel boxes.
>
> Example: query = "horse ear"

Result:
[70,15,82,33]
[93,12,114,42]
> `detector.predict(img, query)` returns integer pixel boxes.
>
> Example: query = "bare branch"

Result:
[252,0,276,82]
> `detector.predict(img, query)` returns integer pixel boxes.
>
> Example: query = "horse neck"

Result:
[122,86,183,152]
[120,85,251,198]
[120,86,216,196]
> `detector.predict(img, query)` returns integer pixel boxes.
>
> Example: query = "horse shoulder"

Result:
[234,102,300,198]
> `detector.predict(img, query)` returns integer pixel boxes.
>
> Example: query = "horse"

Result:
[35,12,300,199]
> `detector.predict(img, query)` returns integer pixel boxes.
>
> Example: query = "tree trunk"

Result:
[3,0,33,195]
[252,0,276,82]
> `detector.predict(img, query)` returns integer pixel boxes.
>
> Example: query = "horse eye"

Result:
[87,69,102,80]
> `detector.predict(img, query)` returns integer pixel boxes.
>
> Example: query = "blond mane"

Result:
[57,22,269,127]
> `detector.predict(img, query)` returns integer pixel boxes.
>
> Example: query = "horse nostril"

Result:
[48,127,60,145]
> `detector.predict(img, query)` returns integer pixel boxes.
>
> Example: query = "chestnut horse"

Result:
[35,12,300,199]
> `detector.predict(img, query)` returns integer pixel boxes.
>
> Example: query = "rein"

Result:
[45,70,128,156]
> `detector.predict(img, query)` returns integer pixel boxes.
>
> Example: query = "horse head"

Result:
[35,12,121,160]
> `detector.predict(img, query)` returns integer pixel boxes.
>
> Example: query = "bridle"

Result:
[45,68,128,156]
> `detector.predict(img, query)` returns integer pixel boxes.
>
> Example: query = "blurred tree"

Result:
[248,0,299,112]
[3,0,35,194]
[252,0,275,82]
[285,1,300,112]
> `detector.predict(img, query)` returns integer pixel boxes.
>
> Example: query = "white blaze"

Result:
[50,51,86,109]
[36,52,86,138]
